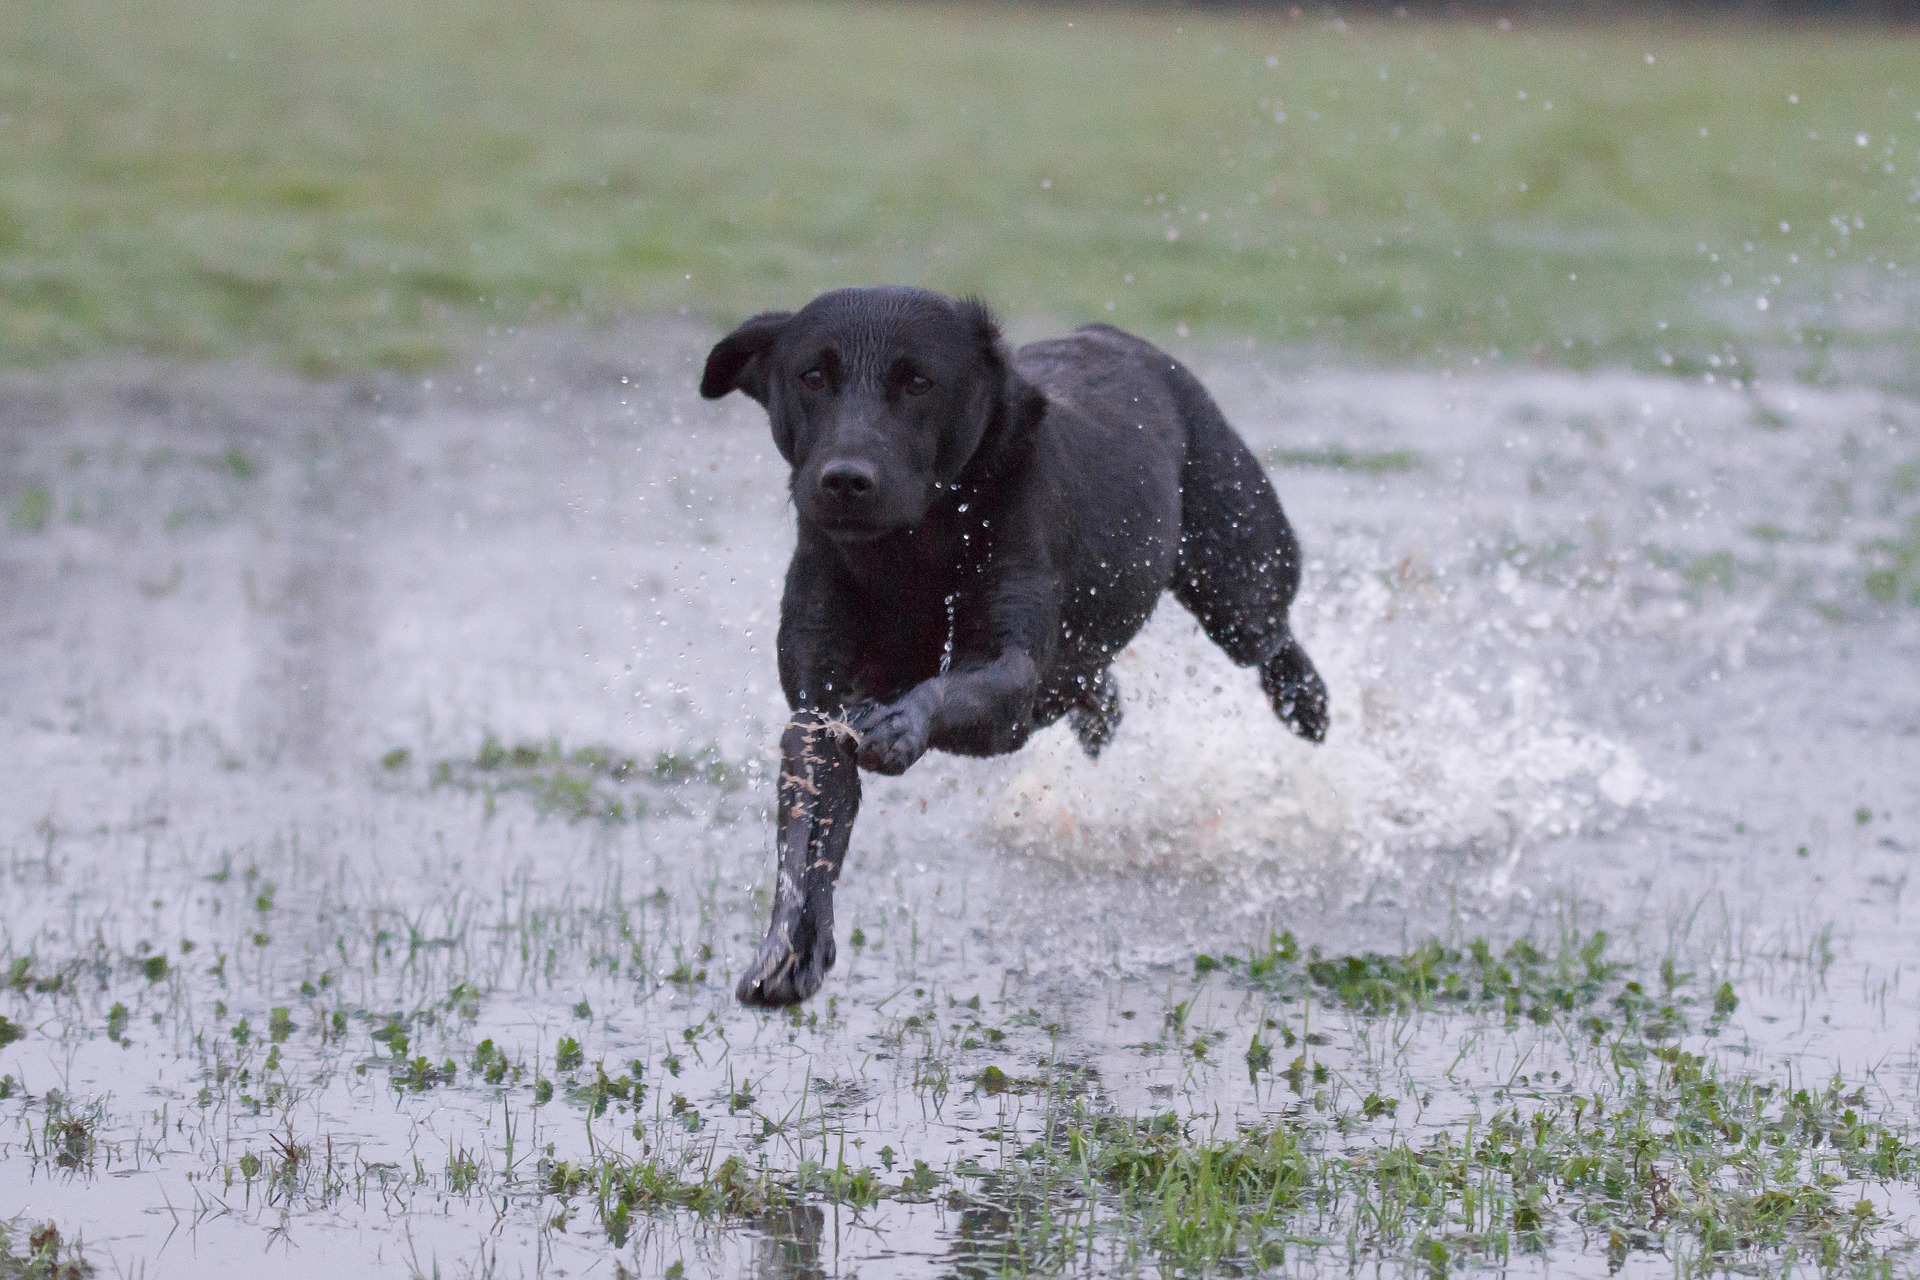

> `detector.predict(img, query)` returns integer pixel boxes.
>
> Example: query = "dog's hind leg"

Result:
[1167,372,1329,742]
[1069,668,1122,758]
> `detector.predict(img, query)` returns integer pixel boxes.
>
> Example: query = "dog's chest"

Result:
[848,587,954,697]
[843,505,1016,688]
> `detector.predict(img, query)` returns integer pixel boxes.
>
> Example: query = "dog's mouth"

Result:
[820,521,895,544]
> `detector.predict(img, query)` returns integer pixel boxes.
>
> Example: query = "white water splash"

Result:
[991,567,1656,882]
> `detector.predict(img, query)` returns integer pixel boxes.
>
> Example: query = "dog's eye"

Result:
[799,368,827,391]
[904,374,933,396]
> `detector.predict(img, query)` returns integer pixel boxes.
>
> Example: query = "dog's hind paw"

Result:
[1069,669,1122,758]
[1260,641,1329,743]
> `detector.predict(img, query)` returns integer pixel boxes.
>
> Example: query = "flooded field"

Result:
[2,321,1917,1276]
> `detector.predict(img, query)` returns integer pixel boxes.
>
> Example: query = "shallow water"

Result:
[1,322,1916,1276]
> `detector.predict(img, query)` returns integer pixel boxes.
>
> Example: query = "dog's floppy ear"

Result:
[700,311,793,404]
[950,298,1046,480]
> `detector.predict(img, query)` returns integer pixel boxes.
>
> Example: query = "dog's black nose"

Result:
[818,460,876,498]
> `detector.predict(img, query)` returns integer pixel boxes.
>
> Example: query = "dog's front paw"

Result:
[850,698,931,775]
[736,914,836,1008]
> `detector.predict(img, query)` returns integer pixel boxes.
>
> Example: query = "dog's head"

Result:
[700,287,1045,543]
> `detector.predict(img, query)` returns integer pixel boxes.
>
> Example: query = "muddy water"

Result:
[1,322,1916,1276]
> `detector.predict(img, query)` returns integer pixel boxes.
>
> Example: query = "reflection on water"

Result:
[755,1205,828,1280]
[0,321,1916,1275]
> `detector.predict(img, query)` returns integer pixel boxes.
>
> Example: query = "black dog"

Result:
[700,287,1326,1006]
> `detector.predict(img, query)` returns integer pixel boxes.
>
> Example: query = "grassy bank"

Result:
[1,0,1916,376]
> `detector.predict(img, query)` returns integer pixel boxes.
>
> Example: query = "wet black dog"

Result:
[701,287,1326,1006]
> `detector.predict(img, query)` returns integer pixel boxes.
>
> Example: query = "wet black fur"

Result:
[701,286,1326,1006]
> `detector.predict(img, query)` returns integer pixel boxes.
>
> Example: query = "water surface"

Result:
[1,322,1915,1275]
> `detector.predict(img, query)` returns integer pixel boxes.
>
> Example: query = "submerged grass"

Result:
[1864,514,1920,606]
[1044,1052,1918,1276]
[0,1220,91,1280]
[1265,445,1425,474]
[488,926,1920,1276]
[1215,927,1704,1034]
[1,0,1916,376]
[402,735,750,822]
[4,863,1917,1274]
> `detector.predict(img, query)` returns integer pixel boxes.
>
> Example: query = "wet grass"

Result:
[399,736,752,822]
[1225,928,1639,1020]
[500,923,1920,1275]
[0,1219,91,1279]
[29,815,1866,1278]
[1,0,1916,378]
[4,806,1917,1276]
[1265,445,1425,474]
[1864,514,1920,605]
[1055,1054,1919,1275]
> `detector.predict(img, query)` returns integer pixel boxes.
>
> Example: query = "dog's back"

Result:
[1011,325,1190,706]
[1014,322,1326,743]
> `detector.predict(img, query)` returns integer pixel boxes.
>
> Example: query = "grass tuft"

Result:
[1236,929,1635,1026]
[0,1219,93,1280]
[1864,515,1920,606]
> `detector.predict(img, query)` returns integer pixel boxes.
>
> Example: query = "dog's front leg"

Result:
[736,710,861,1007]
[852,649,1040,774]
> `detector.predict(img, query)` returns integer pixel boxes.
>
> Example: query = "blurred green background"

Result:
[1,0,1915,377]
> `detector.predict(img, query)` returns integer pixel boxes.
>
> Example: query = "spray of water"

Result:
[991,554,1655,896]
